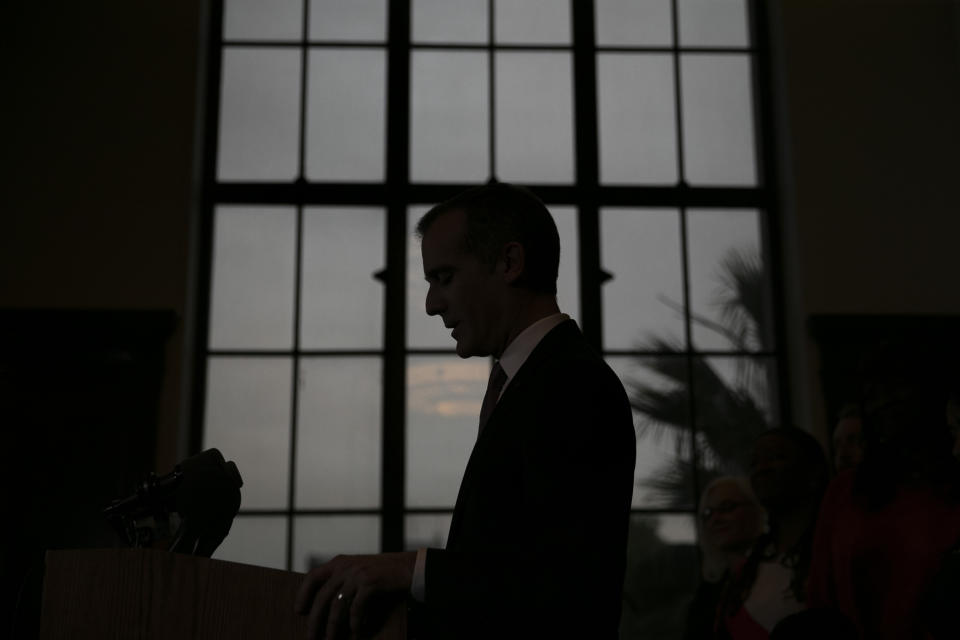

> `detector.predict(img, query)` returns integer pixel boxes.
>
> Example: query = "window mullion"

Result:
[189,0,227,458]
[747,0,792,427]
[571,0,602,350]
[382,0,412,553]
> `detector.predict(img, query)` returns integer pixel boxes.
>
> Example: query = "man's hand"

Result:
[294,551,416,640]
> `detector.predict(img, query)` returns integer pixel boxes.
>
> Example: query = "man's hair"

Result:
[415,182,560,295]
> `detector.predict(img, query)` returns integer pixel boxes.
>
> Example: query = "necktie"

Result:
[478,362,507,435]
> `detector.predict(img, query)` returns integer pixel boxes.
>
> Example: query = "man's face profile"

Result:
[420,209,507,359]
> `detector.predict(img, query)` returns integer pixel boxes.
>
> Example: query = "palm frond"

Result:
[714,247,769,351]
[639,457,695,507]
[625,244,776,506]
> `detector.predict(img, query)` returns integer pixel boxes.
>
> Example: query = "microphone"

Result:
[104,448,243,557]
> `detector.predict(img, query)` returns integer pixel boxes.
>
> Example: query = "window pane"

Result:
[681,54,757,185]
[553,206,579,321]
[407,206,456,349]
[203,357,292,509]
[294,516,380,572]
[306,48,386,181]
[601,209,685,350]
[218,48,300,181]
[412,0,487,44]
[595,0,672,47]
[495,0,570,45]
[495,52,574,184]
[214,515,287,570]
[608,357,694,509]
[209,206,296,350]
[309,0,386,41]
[686,209,772,351]
[405,514,452,550]
[224,0,301,41]
[296,358,382,508]
[598,54,677,184]
[620,514,699,638]
[407,356,488,507]
[300,208,385,349]
[678,0,749,48]
[411,51,489,182]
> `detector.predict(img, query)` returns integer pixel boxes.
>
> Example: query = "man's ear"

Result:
[500,241,525,285]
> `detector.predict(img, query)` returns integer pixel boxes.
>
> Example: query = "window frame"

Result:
[190,0,789,570]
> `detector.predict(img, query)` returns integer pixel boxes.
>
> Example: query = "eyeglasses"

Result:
[700,500,749,522]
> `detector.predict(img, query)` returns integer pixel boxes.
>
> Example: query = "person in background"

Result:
[717,427,830,639]
[808,367,960,639]
[684,476,765,640]
[831,404,864,472]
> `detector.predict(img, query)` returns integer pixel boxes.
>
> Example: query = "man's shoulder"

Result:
[519,321,626,397]
[532,320,610,368]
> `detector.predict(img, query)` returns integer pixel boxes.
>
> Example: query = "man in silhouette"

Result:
[296,183,635,639]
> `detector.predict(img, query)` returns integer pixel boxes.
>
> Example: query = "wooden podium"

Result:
[39,548,406,639]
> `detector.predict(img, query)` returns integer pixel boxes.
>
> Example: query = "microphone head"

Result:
[172,448,243,556]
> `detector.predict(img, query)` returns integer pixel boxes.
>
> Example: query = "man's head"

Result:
[832,404,864,472]
[417,183,561,359]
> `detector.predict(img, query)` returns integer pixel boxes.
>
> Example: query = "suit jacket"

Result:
[417,320,636,638]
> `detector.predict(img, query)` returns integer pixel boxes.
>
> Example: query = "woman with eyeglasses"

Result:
[713,427,831,639]
[683,475,765,640]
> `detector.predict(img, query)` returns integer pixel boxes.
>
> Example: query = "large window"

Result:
[195,0,784,635]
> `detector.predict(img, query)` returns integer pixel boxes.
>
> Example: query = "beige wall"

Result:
[771,0,960,438]
[1,1,206,471]
[4,0,958,464]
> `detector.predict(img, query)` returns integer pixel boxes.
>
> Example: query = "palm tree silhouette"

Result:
[619,246,774,638]
[630,246,774,505]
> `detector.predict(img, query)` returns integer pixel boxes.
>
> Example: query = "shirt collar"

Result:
[498,312,571,382]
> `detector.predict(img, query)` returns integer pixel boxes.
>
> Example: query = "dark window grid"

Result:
[223,41,579,51]
[211,184,773,208]
[240,509,384,517]
[197,0,784,568]
[234,507,700,517]
[282,0,311,571]
[596,46,753,54]
[208,349,470,357]
[209,350,385,357]
[673,0,700,512]
[748,0,791,424]
[223,40,388,48]
[604,349,777,358]
[207,349,778,358]
[221,43,753,55]
[487,0,495,178]
[223,42,759,58]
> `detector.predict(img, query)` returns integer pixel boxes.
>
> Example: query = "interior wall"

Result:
[772,0,960,439]
[1,1,205,473]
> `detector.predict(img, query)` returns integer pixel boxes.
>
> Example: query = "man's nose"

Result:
[425,285,443,317]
